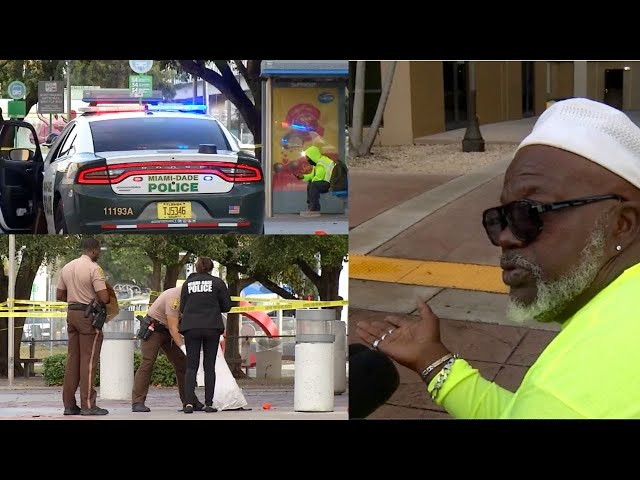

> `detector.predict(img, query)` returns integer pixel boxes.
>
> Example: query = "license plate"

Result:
[157,202,192,219]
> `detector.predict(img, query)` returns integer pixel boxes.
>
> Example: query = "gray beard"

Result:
[505,220,607,324]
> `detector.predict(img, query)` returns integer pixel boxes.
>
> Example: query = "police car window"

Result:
[57,124,77,158]
[89,117,231,153]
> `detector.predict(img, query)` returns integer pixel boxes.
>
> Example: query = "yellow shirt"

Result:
[430,262,640,419]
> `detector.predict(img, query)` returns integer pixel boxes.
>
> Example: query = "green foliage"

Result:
[43,351,178,387]
[70,60,177,99]
[0,60,65,115]
[0,235,81,275]
[43,353,68,386]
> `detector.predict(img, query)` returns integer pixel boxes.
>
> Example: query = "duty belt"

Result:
[68,303,89,311]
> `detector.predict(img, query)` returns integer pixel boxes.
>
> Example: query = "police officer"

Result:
[180,257,232,414]
[57,237,111,416]
[131,286,204,412]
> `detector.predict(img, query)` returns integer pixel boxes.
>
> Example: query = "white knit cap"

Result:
[515,98,640,189]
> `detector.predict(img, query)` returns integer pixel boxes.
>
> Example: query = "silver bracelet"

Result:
[429,354,459,401]
[420,353,454,383]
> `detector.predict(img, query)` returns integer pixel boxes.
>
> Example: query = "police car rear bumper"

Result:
[58,184,265,234]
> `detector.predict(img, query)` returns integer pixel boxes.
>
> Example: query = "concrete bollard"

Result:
[99,310,135,401]
[294,309,335,412]
[333,320,347,395]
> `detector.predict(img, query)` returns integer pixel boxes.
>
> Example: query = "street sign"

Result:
[129,75,153,98]
[7,80,26,99]
[38,81,65,114]
[71,85,101,100]
[129,60,153,74]
[7,100,26,118]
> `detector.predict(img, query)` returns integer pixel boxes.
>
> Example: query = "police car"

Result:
[0,91,265,234]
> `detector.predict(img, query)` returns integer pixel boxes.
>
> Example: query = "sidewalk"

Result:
[348,117,559,419]
[0,377,348,420]
[265,214,348,235]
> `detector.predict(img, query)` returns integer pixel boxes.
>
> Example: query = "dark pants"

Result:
[183,328,223,406]
[62,310,103,410]
[132,323,186,406]
[307,180,330,211]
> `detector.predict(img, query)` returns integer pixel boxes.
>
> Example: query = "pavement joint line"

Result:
[350,254,508,294]
[349,156,512,255]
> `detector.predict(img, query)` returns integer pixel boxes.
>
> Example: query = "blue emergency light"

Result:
[147,103,208,114]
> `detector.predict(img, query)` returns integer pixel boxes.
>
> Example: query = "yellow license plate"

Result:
[157,202,192,219]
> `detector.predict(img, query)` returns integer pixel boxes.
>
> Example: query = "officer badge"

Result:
[171,298,179,310]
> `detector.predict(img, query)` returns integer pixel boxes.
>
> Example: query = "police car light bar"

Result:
[147,103,208,114]
[79,104,147,114]
[82,88,164,105]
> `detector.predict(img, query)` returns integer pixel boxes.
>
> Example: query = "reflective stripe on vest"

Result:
[317,157,335,183]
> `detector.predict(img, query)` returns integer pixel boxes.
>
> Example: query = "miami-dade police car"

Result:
[0,92,265,234]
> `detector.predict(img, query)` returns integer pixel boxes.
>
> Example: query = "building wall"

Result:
[505,61,522,120]
[476,62,507,125]
[368,61,640,147]
[549,62,574,99]
[534,62,547,114]
[409,61,445,138]
[586,61,640,110]
[374,61,414,146]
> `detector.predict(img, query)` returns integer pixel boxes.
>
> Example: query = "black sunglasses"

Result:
[482,194,625,246]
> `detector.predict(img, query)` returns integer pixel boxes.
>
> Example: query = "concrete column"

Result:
[294,309,335,412]
[99,311,135,401]
[574,61,588,98]
[333,320,347,395]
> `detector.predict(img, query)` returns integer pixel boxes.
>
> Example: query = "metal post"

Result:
[462,61,485,153]
[8,235,16,387]
[66,61,72,122]
[264,78,273,218]
[203,80,209,113]
[193,77,197,105]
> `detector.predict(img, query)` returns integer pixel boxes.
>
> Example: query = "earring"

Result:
[616,245,622,251]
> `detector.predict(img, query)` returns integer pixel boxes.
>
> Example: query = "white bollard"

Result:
[99,310,135,401]
[294,309,335,412]
[294,342,334,411]
[333,320,347,395]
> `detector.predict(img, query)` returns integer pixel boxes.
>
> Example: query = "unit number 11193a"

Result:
[104,207,134,216]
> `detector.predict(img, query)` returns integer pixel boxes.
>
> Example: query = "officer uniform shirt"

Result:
[179,273,231,332]
[57,255,107,304]
[147,286,181,326]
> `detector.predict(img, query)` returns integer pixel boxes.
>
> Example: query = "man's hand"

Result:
[356,297,450,375]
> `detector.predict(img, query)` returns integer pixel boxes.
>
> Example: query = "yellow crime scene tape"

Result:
[0,298,348,318]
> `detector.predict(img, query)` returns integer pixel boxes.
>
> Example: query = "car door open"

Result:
[0,120,44,231]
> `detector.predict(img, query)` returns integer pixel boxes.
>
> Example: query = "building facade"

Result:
[352,61,640,146]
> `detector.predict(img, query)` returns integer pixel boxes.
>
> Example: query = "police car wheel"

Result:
[54,201,68,234]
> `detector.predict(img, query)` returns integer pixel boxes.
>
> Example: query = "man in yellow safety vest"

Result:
[296,145,335,218]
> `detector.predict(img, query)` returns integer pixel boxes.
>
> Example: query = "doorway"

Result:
[522,61,535,117]
[604,69,624,110]
[443,61,468,130]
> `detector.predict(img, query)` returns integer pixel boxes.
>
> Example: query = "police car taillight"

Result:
[76,161,262,185]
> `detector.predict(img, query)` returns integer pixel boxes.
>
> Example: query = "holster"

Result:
[85,300,107,330]
[136,315,154,340]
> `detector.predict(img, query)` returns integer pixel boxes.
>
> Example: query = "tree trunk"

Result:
[224,265,245,378]
[351,61,366,150]
[177,61,261,147]
[150,259,162,293]
[318,264,344,321]
[163,264,180,290]
[359,61,397,156]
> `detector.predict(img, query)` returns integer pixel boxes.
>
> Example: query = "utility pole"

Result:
[462,61,485,152]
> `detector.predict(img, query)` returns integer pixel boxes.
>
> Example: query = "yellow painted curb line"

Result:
[350,255,508,294]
